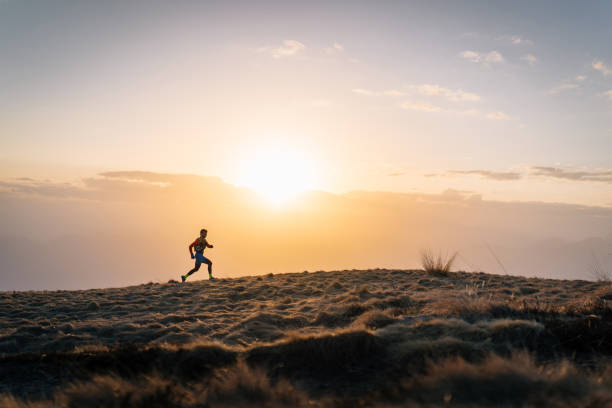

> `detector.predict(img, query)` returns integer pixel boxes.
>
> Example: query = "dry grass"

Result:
[420,248,457,276]
[1,268,611,406]
[380,353,612,407]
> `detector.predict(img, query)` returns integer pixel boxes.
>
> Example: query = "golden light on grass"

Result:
[238,146,316,206]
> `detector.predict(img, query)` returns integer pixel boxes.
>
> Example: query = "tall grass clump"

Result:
[421,249,457,276]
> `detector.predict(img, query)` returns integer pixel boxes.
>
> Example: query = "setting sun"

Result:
[238,147,316,205]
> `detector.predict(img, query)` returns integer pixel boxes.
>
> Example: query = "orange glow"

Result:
[238,147,316,205]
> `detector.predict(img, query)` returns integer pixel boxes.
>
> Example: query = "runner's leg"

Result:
[186,262,201,278]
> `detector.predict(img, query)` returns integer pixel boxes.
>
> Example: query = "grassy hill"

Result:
[1,269,611,407]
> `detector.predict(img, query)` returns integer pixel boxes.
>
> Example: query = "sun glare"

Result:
[239,147,316,205]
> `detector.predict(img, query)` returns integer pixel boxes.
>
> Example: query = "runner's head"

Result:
[200,228,207,238]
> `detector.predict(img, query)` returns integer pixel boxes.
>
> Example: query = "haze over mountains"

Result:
[1,171,610,290]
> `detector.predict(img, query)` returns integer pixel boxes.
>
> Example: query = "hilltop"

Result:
[1,269,611,407]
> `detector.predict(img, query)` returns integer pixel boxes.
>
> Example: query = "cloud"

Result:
[0,179,91,199]
[605,90,612,101]
[497,35,534,46]
[485,51,504,63]
[398,103,510,120]
[416,84,480,102]
[431,165,612,185]
[0,171,219,201]
[325,42,344,54]
[400,102,442,112]
[486,111,510,120]
[382,89,406,96]
[549,82,579,94]
[460,50,504,65]
[439,188,479,201]
[460,50,482,63]
[438,166,612,183]
[430,167,612,183]
[354,84,477,101]
[592,60,612,76]
[531,167,612,184]
[521,54,537,65]
[257,40,305,58]
[353,84,509,119]
[575,75,587,82]
[448,170,522,181]
[352,88,376,96]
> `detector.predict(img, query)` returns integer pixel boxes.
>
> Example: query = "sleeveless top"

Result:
[193,237,206,252]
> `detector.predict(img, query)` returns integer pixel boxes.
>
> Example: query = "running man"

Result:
[182,228,214,282]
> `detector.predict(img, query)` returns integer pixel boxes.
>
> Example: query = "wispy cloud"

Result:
[460,50,504,65]
[416,84,480,102]
[352,88,376,96]
[521,54,537,65]
[448,170,522,181]
[0,172,200,201]
[0,179,89,198]
[460,50,481,63]
[497,35,533,46]
[325,42,344,54]
[549,82,579,94]
[605,90,612,101]
[531,167,612,184]
[400,104,509,120]
[353,84,477,101]
[485,51,504,63]
[353,84,509,120]
[427,166,612,184]
[382,89,405,96]
[256,40,305,58]
[592,60,612,76]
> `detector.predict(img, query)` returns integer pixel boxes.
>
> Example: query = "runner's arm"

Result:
[189,240,197,257]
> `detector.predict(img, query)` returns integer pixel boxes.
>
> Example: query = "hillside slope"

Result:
[1,269,611,407]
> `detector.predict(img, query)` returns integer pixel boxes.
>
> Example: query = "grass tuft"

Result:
[420,249,457,276]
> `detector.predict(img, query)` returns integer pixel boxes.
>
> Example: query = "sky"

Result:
[1,1,612,289]
[1,0,611,205]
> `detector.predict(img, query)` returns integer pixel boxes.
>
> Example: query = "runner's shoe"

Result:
[181,275,186,283]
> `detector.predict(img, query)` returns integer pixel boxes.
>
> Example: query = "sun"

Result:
[239,147,316,205]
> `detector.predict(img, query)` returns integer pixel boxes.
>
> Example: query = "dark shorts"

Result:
[195,252,211,265]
